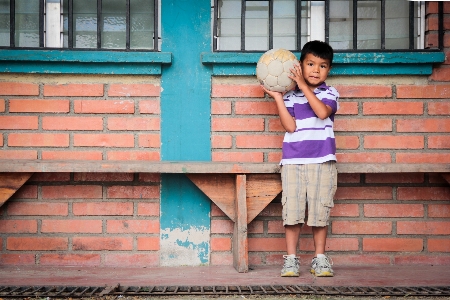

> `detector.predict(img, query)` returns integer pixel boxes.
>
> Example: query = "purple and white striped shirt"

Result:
[280,82,339,165]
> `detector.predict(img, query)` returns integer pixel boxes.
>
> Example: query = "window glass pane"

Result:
[130,0,154,49]
[357,1,381,49]
[15,0,39,47]
[0,0,9,46]
[385,0,414,49]
[217,0,241,50]
[102,0,126,49]
[63,0,98,48]
[329,0,352,50]
[273,0,296,50]
[245,1,268,51]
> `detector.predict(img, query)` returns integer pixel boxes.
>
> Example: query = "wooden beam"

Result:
[441,173,450,185]
[0,172,33,207]
[246,174,282,224]
[233,175,248,273]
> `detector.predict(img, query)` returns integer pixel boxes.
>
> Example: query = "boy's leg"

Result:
[285,224,301,255]
[312,225,327,256]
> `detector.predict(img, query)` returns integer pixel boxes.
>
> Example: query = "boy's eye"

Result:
[308,63,313,66]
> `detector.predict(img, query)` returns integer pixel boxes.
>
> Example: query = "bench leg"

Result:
[233,174,248,272]
[0,172,33,208]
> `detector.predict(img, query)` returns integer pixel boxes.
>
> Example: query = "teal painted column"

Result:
[160,0,212,266]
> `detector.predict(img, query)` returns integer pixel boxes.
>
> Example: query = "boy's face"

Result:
[300,53,331,88]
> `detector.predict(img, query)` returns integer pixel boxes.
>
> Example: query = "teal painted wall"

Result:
[159,0,212,266]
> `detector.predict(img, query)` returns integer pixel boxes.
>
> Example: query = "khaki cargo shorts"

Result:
[281,161,337,227]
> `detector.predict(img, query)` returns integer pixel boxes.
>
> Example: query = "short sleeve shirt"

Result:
[280,82,339,165]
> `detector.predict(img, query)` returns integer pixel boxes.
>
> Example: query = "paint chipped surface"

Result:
[160,226,210,266]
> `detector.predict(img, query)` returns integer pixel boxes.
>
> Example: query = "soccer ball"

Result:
[256,48,299,93]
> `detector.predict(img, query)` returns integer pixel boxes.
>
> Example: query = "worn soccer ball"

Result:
[256,48,299,93]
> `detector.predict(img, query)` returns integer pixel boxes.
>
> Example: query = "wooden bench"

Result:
[0,160,449,272]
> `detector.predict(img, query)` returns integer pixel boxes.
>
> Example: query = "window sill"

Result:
[201,51,445,76]
[0,49,172,75]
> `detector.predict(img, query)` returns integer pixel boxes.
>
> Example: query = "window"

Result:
[213,0,440,52]
[0,0,159,50]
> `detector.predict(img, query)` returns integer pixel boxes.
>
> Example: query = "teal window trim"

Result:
[0,50,172,75]
[201,52,446,76]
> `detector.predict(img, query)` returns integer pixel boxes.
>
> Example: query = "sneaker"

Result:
[310,255,334,277]
[280,255,300,277]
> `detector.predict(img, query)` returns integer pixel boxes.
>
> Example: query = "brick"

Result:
[334,85,392,98]
[108,117,160,131]
[137,237,160,250]
[107,220,159,233]
[74,100,134,114]
[212,84,264,98]
[335,187,392,200]
[0,220,37,233]
[268,118,284,132]
[365,173,424,184]
[430,67,450,82]
[334,118,392,132]
[0,82,39,96]
[428,239,450,252]
[428,204,450,218]
[332,221,392,234]
[330,204,360,217]
[43,117,103,130]
[7,237,68,251]
[40,254,101,266]
[397,119,450,132]
[336,135,359,149]
[428,102,450,115]
[73,202,133,216]
[364,204,424,218]
[42,151,103,160]
[330,255,391,265]
[74,173,134,182]
[363,102,423,115]
[44,84,103,96]
[72,237,133,251]
[30,172,70,182]
[138,174,160,183]
[139,100,160,114]
[428,135,450,149]
[267,220,310,234]
[364,135,424,149]
[249,238,286,251]
[8,133,69,147]
[397,85,450,99]
[73,134,134,147]
[103,254,159,267]
[211,253,233,266]
[211,219,233,234]
[248,220,264,234]
[107,151,160,161]
[363,238,423,252]
[138,134,161,148]
[397,187,450,201]
[395,255,450,265]
[42,185,102,199]
[212,117,265,132]
[0,116,38,129]
[41,220,103,233]
[11,185,38,199]
[268,151,282,162]
[337,173,361,183]
[0,150,37,159]
[7,202,68,216]
[212,135,232,149]
[108,83,160,97]
[336,152,392,163]
[396,153,450,163]
[299,238,359,251]
[10,99,70,113]
[236,135,283,149]
[235,101,278,115]
[212,101,232,114]
[0,99,5,112]
[137,202,160,216]
[0,254,35,265]
[212,151,264,162]
[107,185,159,199]
[259,203,282,217]
[336,102,358,115]
[211,237,232,251]
[398,221,450,235]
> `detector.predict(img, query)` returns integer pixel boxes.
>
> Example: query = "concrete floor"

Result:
[0,264,449,288]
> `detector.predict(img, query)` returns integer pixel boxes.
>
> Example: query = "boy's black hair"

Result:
[300,40,334,66]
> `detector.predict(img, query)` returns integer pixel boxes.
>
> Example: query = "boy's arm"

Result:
[261,86,296,133]
[290,64,332,120]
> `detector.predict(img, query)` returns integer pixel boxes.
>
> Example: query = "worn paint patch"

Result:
[160,226,210,266]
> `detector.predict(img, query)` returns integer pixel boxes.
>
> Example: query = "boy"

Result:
[262,40,339,277]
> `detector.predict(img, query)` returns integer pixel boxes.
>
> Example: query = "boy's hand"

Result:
[289,63,306,89]
[261,85,284,100]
